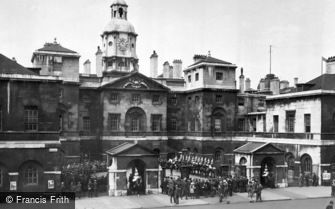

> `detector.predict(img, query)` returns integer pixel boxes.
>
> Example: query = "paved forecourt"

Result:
[75,186,331,209]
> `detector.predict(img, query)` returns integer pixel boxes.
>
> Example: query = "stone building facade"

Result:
[2,0,335,194]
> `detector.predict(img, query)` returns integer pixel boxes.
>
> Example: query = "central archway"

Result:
[260,157,276,188]
[127,159,146,195]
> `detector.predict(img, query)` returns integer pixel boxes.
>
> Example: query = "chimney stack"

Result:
[169,66,173,78]
[83,59,91,74]
[280,80,289,89]
[95,46,103,76]
[12,57,17,62]
[150,50,158,78]
[245,78,251,90]
[193,54,207,63]
[239,68,245,93]
[270,78,280,95]
[163,61,170,78]
[294,77,298,86]
[173,59,183,78]
[326,57,335,74]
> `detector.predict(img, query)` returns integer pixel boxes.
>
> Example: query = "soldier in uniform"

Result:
[174,179,181,204]
[168,177,175,203]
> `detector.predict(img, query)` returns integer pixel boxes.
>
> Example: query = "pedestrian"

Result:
[174,180,181,204]
[218,181,223,203]
[331,180,335,197]
[61,181,65,192]
[312,173,317,186]
[190,180,195,199]
[87,179,93,198]
[305,173,310,187]
[93,179,98,197]
[299,173,304,187]
[326,200,334,209]
[228,177,233,196]
[76,181,82,199]
[168,177,175,204]
[255,181,263,202]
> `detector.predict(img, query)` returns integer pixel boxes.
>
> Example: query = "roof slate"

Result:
[233,142,267,154]
[188,56,233,68]
[36,43,77,54]
[106,142,136,156]
[0,54,36,75]
[305,74,335,91]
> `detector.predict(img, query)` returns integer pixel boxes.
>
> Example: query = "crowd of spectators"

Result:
[61,159,108,198]
[160,175,263,204]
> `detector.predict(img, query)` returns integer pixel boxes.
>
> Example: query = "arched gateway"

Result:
[127,159,146,195]
[106,142,160,196]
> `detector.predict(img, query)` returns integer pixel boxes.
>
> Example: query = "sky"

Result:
[1,0,335,88]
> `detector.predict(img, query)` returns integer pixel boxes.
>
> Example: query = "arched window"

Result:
[25,166,38,185]
[125,107,146,132]
[239,157,247,165]
[301,154,312,174]
[214,148,223,161]
[212,108,225,132]
[19,161,43,188]
[193,148,198,153]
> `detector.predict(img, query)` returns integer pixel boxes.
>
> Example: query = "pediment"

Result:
[255,143,283,154]
[101,72,169,91]
[106,142,157,156]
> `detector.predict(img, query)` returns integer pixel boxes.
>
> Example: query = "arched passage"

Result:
[260,157,276,188]
[127,159,146,195]
[125,107,146,132]
[214,147,224,161]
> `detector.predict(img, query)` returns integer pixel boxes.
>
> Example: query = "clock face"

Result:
[117,38,129,52]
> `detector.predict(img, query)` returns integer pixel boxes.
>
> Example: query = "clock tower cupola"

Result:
[101,0,138,73]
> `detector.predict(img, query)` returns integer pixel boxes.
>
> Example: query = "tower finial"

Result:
[208,50,211,57]
[54,38,57,44]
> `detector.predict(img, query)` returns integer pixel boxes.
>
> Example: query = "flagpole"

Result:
[321,57,323,75]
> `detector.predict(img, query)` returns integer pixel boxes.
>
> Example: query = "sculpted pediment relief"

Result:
[101,72,169,91]
[123,77,149,89]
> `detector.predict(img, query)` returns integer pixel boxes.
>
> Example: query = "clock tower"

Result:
[101,0,138,73]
